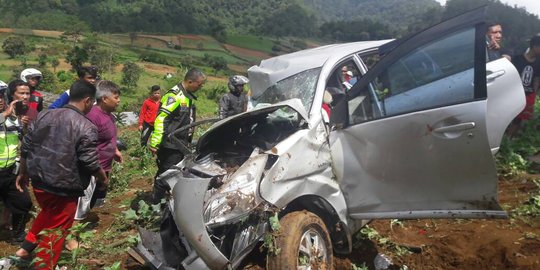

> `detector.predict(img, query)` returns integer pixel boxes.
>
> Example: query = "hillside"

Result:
[303,0,441,25]
[0,0,440,34]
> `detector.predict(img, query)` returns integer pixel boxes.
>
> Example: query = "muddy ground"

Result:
[1,174,538,269]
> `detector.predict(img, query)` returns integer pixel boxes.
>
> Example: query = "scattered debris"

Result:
[374,253,392,270]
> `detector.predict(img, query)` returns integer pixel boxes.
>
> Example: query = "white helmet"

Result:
[0,80,7,91]
[20,68,43,82]
[227,75,249,92]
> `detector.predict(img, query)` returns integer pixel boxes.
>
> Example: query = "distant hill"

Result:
[302,0,441,26]
[0,0,538,49]
[0,0,444,34]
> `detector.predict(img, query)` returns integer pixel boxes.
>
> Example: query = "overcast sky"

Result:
[435,0,540,16]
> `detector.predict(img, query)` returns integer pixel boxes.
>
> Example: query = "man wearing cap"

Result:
[507,35,540,135]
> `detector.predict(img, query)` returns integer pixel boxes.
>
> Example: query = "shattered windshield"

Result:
[252,68,320,110]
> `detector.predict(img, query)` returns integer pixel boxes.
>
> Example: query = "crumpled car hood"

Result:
[196,98,308,152]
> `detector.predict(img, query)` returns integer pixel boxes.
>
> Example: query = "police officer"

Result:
[0,80,32,245]
[219,75,249,119]
[149,68,206,204]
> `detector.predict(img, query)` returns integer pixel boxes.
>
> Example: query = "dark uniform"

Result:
[149,84,196,203]
[219,92,247,119]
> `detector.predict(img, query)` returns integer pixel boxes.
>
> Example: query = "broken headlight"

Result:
[203,153,268,227]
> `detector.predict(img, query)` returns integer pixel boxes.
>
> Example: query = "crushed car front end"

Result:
[134,99,351,269]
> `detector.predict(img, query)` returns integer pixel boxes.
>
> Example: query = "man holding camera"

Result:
[0,80,33,246]
[6,80,38,129]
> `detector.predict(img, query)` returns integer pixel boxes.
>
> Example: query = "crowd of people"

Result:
[0,23,537,269]
[486,23,540,136]
[0,64,251,269]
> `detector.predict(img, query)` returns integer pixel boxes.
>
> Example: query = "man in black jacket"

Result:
[8,80,108,270]
[219,75,249,119]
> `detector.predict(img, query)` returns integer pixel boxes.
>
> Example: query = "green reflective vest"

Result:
[0,116,20,170]
[150,85,195,149]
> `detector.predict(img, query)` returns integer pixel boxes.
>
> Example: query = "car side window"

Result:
[326,59,362,126]
[349,27,476,125]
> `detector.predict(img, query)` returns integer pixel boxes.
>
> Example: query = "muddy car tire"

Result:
[267,211,333,270]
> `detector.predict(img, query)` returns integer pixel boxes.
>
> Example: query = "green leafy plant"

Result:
[103,261,122,270]
[496,112,540,177]
[262,212,281,255]
[358,225,412,258]
[64,222,95,266]
[390,219,405,231]
[35,228,70,269]
[512,179,540,218]
[122,200,161,230]
[352,262,369,270]
[299,254,309,266]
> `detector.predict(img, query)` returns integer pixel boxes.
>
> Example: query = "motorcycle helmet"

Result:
[227,75,249,93]
[20,68,43,82]
[0,80,7,100]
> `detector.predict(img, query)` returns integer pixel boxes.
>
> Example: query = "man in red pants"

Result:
[6,80,108,269]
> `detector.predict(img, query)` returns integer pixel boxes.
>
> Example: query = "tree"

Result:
[39,69,59,94]
[203,54,227,74]
[51,58,60,73]
[121,61,142,89]
[38,54,48,67]
[260,3,317,38]
[66,46,89,72]
[208,17,227,42]
[90,47,119,76]
[129,32,138,47]
[60,30,83,45]
[2,36,27,58]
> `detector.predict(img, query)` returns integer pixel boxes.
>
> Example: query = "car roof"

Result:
[248,40,392,98]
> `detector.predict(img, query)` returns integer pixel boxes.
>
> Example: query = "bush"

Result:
[496,117,540,177]
[292,39,307,50]
[271,45,282,52]
[203,54,228,73]
[138,51,170,65]
[204,85,228,103]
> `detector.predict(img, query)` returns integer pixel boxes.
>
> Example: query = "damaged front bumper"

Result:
[135,156,272,270]
[173,176,229,269]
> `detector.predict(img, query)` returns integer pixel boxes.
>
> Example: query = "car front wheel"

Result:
[267,211,333,270]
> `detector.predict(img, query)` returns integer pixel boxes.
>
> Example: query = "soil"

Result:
[2,175,537,270]
[223,44,272,59]
[336,178,540,270]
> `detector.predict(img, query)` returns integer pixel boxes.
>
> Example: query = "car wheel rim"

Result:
[297,228,327,270]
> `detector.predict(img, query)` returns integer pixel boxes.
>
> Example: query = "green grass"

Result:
[225,34,275,53]
[179,35,226,51]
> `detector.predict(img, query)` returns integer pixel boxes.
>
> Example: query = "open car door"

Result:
[329,7,523,220]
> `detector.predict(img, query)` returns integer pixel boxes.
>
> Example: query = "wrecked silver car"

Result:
[134,8,525,269]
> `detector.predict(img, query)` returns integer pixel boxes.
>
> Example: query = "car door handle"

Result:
[486,70,505,82]
[433,122,476,133]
